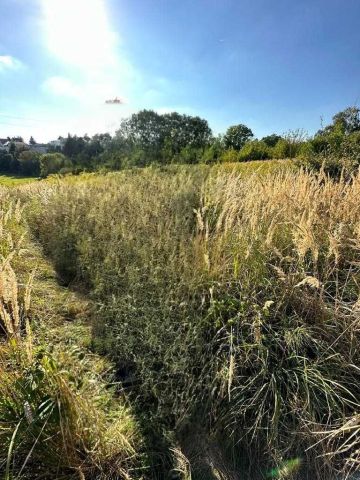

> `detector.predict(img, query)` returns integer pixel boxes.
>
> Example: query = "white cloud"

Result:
[0,55,23,72]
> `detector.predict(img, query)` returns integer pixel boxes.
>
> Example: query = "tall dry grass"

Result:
[25,167,360,478]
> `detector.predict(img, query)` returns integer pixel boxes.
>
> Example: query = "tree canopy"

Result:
[223,124,254,150]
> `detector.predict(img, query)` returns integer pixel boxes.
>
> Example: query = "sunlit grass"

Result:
[213,158,295,174]
[0,175,37,186]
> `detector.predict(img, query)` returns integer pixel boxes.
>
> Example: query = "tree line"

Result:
[0,106,359,177]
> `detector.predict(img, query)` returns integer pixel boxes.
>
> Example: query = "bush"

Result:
[219,148,239,163]
[297,130,360,178]
[238,140,270,161]
[175,145,203,164]
[296,140,315,159]
[40,153,71,177]
[272,138,291,158]
[200,136,224,164]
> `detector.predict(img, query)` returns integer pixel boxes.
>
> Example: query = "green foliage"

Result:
[115,110,212,165]
[175,145,204,164]
[317,106,360,136]
[220,148,239,163]
[261,134,282,147]
[200,136,224,164]
[297,107,360,177]
[63,134,86,159]
[40,153,70,177]
[18,150,40,177]
[272,138,291,158]
[296,140,315,159]
[300,132,360,178]
[0,151,13,173]
[238,140,270,161]
[224,123,254,150]
[12,108,360,179]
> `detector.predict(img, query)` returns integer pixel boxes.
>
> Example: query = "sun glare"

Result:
[41,0,116,71]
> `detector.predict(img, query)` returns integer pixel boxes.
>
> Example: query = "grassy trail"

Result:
[0,199,143,479]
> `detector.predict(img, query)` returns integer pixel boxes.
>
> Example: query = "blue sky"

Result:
[0,0,360,142]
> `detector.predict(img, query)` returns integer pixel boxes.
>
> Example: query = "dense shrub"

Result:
[272,138,291,158]
[298,130,360,178]
[238,140,270,161]
[40,152,70,177]
[219,148,239,163]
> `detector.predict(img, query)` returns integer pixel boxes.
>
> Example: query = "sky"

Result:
[0,0,360,142]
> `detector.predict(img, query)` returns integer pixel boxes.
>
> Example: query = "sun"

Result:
[41,0,117,71]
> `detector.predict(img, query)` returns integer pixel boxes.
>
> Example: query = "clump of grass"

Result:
[25,166,360,478]
[0,341,140,479]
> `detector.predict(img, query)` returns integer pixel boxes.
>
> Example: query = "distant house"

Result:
[29,143,48,154]
[9,141,28,151]
[0,139,8,151]
[1,141,32,153]
[0,139,49,154]
[48,138,65,150]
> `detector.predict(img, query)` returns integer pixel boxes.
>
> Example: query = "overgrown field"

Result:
[2,164,360,479]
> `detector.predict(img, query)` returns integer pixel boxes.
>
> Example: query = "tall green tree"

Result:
[261,134,282,147]
[0,151,13,173]
[317,106,360,136]
[332,106,360,134]
[115,110,212,165]
[40,153,69,177]
[63,134,86,160]
[224,124,253,150]
[18,150,41,176]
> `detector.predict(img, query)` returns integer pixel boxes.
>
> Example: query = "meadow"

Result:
[1,160,360,479]
[0,175,37,186]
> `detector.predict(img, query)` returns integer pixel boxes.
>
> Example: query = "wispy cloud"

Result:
[0,55,23,72]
